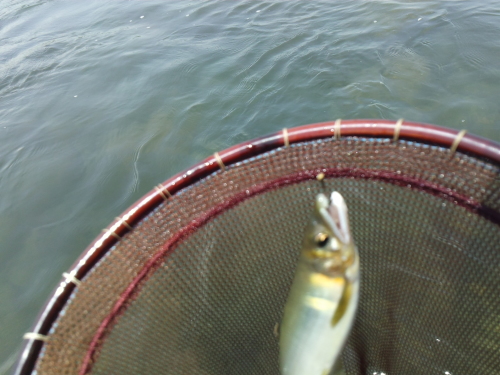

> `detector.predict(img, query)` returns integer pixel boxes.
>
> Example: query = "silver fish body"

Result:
[280,192,360,375]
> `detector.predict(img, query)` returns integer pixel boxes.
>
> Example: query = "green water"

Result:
[1,0,500,372]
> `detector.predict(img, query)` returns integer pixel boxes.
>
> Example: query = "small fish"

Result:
[280,192,360,375]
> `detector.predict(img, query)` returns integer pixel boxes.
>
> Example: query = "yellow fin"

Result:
[331,278,352,326]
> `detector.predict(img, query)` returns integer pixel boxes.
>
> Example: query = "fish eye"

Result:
[314,233,329,247]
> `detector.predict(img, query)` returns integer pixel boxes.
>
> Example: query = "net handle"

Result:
[14,119,500,375]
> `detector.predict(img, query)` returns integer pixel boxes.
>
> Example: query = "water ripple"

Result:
[2,1,500,372]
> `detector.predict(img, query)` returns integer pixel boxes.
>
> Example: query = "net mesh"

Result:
[36,138,500,375]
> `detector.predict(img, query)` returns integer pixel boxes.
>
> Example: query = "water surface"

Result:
[2,1,500,372]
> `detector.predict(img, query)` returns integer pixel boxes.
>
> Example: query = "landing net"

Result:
[16,120,500,375]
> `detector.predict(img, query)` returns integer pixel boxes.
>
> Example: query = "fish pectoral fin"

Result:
[331,278,352,326]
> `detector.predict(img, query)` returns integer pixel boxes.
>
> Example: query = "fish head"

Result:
[301,192,358,277]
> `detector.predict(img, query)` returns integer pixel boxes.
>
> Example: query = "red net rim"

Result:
[15,119,500,375]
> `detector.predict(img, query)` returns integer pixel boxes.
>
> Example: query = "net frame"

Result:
[14,119,500,375]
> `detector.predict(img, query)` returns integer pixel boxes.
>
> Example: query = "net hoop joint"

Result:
[23,333,49,342]
[115,216,132,231]
[101,228,121,240]
[155,184,172,200]
[450,130,467,154]
[282,128,290,147]
[334,119,342,140]
[62,272,82,287]
[213,152,226,171]
[393,118,404,142]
